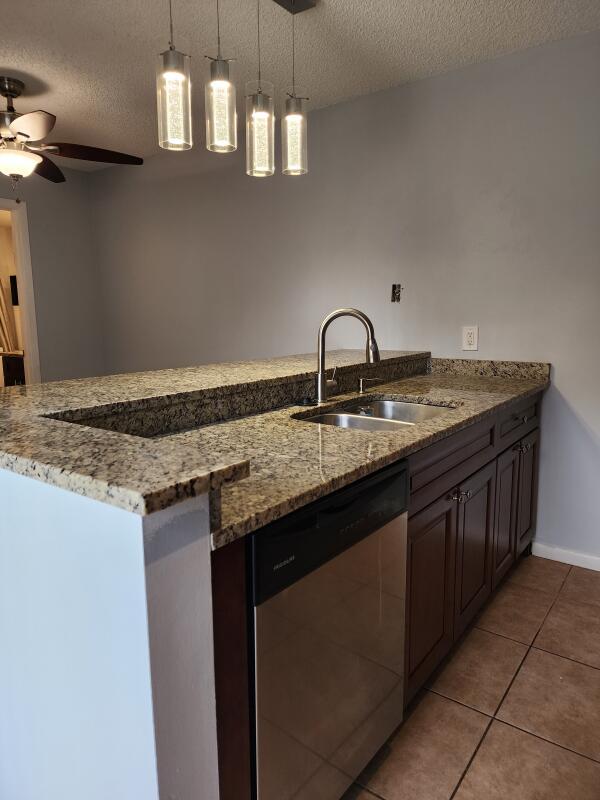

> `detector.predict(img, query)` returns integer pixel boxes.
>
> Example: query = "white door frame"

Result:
[0,197,41,384]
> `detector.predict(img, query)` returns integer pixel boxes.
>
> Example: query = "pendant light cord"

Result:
[168,0,174,49]
[257,0,262,89]
[292,5,296,96]
[216,0,222,58]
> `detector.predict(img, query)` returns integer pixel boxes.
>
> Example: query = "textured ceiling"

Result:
[2,0,600,169]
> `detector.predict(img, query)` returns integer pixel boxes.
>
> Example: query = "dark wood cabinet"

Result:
[405,493,457,703]
[454,462,496,637]
[515,428,540,557]
[492,447,519,589]
[405,397,543,703]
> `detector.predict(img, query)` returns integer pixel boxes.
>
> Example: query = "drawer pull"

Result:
[513,413,529,424]
[458,490,472,503]
[514,442,532,455]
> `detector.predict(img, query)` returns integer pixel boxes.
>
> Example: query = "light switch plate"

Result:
[462,325,479,351]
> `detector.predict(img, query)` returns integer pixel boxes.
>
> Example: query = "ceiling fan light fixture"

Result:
[0,142,42,178]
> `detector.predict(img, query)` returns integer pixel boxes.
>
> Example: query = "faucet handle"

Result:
[326,366,339,393]
[359,377,380,394]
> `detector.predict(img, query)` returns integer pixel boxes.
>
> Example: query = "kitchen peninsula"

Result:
[0,350,549,800]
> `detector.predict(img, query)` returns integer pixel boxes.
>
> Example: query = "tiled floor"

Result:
[343,556,600,800]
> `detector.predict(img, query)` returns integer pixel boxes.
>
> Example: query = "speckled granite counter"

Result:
[173,365,550,548]
[0,350,427,515]
[0,350,549,533]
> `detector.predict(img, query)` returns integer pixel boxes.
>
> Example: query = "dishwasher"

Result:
[249,460,409,800]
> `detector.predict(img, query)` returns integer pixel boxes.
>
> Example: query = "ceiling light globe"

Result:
[0,144,42,178]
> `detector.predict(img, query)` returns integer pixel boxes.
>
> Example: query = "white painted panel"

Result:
[0,469,159,800]
[143,495,220,800]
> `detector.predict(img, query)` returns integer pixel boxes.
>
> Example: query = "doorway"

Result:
[0,199,40,385]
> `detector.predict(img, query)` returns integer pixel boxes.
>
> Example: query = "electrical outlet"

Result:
[462,325,479,351]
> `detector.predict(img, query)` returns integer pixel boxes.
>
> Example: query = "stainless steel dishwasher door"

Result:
[254,512,407,800]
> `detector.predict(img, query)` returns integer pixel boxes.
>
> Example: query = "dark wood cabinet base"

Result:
[211,537,253,800]
[406,393,543,702]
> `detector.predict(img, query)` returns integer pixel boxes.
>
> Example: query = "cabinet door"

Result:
[516,428,540,557]
[492,447,519,589]
[406,494,456,704]
[455,462,496,637]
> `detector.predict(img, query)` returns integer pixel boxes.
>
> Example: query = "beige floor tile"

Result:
[342,786,380,800]
[475,581,554,644]
[535,597,600,669]
[508,555,570,595]
[454,721,600,800]
[560,566,600,608]
[429,628,527,714]
[497,648,600,761]
[358,693,488,800]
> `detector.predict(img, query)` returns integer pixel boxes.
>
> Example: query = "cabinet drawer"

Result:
[408,418,496,516]
[497,394,541,450]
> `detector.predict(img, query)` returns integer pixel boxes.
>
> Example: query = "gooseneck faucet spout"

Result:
[316,308,381,404]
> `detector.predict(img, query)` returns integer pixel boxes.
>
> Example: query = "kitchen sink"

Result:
[302,399,453,431]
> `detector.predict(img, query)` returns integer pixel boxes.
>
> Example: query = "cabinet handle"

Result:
[513,413,529,424]
[447,489,461,502]
[458,490,472,503]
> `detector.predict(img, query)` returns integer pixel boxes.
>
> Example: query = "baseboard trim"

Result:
[532,541,600,572]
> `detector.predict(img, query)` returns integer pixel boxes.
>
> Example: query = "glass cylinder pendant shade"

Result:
[246,81,275,177]
[282,95,307,176]
[157,48,192,150]
[205,59,237,153]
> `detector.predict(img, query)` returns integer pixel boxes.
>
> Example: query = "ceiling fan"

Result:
[0,76,143,185]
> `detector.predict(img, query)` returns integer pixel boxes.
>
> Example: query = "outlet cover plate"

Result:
[462,325,479,351]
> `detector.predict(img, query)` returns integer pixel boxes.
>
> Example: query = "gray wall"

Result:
[89,31,600,560]
[1,168,105,381]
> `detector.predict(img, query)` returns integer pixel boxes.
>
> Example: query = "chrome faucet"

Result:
[316,308,381,404]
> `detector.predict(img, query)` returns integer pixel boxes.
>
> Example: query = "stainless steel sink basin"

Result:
[347,399,451,423]
[303,412,409,432]
[303,399,452,431]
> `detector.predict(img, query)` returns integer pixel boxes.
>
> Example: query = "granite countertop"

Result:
[0,350,426,514]
[0,349,550,533]
[174,366,550,548]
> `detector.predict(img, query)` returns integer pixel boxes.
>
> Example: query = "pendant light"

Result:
[156,0,192,151]
[282,2,308,175]
[246,0,275,177]
[205,0,237,153]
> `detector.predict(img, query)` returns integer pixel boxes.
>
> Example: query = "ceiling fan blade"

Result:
[9,110,56,142]
[34,154,66,183]
[46,142,143,165]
